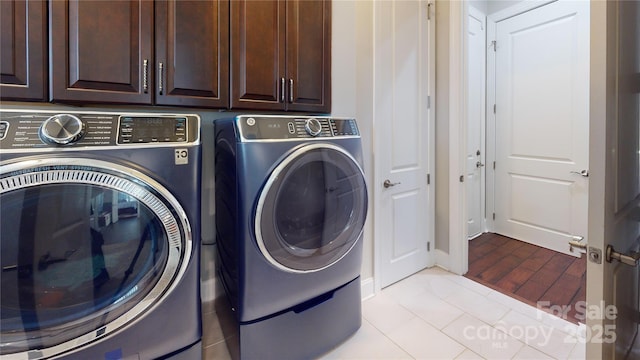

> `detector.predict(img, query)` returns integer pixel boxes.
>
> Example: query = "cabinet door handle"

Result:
[289,79,294,103]
[158,62,164,95]
[143,59,149,93]
[280,78,285,102]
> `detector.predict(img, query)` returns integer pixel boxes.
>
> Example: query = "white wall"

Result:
[469,0,489,14]
[434,0,467,274]
[331,0,375,284]
[487,0,525,14]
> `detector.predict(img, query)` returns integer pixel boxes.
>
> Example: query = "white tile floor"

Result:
[201,242,586,360]
[320,267,586,360]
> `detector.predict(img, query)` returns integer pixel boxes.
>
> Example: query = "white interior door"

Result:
[466,5,486,240]
[587,1,640,358]
[494,0,590,256]
[374,0,434,288]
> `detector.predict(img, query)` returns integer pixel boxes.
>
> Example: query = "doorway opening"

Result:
[465,0,589,325]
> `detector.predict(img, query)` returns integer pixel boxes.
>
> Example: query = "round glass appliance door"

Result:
[256,143,368,273]
[0,158,190,358]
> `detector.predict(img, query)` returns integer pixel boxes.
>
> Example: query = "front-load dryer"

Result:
[0,110,202,360]
[214,115,368,359]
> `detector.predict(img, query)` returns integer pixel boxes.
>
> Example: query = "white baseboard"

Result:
[435,249,451,271]
[360,276,375,301]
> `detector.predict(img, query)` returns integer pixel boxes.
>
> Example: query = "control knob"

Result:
[39,114,85,145]
[304,118,323,137]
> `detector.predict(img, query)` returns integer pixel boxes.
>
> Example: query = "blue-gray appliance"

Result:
[0,110,202,360]
[214,115,368,359]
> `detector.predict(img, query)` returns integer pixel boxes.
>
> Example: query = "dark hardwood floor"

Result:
[465,233,586,324]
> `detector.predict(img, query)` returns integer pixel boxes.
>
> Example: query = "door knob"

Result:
[568,235,587,253]
[383,179,400,188]
[476,161,485,168]
[570,169,589,177]
[606,245,640,267]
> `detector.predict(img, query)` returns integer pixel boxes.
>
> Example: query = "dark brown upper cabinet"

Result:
[155,0,229,108]
[50,0,154,104]
[49,0,229,108]
[0,0,48,101]
[231,0,331,113]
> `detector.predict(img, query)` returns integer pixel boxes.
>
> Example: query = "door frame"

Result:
[466,4,487,240]
[449,0,557,276]
[372,0,437,291]
[446,0,468,275]
[489,0,590,257]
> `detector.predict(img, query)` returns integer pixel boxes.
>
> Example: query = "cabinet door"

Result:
[50,0,153,104]
[155,0,229,108]
[286,0,331,113]
[231,0,286,110]
[0,0,47,101]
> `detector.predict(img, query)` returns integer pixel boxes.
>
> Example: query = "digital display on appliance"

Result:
[330,119,359,136]
[118,116,187,144]
[260,121,285,137]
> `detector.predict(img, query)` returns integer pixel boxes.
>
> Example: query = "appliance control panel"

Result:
[118,116,188,144]
[0,111,200,151]
[237,115,360,141]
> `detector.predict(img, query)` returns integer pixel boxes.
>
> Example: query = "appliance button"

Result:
[0,121,7,139]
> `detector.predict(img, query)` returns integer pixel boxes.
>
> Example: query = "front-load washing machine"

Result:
[214,115,368,359]
[0,110,202,359]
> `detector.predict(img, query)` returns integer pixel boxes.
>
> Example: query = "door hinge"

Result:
[427,95,431,109]
[492,213,495,220]
[427,173,431,185]
[459,175,464,183]
[427,2,432,20]
[493,161,496,169]
[493,104,496,114]
[427,242,431,251]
